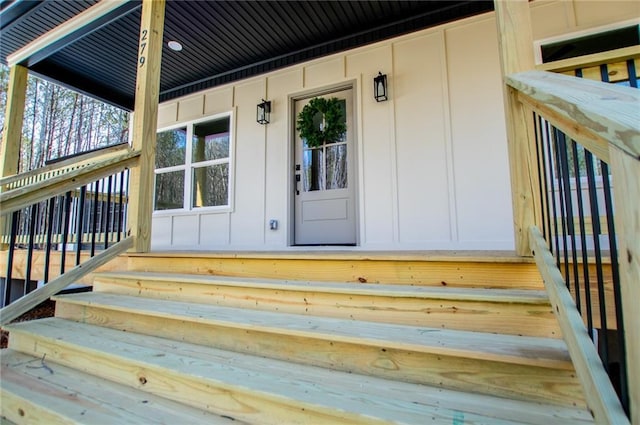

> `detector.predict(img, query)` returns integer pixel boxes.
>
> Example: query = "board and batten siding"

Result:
[151,0,637,251]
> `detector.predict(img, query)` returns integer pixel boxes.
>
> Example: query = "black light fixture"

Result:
[257,99,271,124]
[373,72,388,102]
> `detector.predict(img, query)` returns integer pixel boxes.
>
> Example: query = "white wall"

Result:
[151,1,636,251]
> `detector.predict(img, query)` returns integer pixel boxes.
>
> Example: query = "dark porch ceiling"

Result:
[0,0,494,110]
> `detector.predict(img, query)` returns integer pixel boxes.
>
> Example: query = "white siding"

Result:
[151,1,633,251]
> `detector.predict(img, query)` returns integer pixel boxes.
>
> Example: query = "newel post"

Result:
[610,148,640,423]
[494,0,538,256]
[127,0,165,253]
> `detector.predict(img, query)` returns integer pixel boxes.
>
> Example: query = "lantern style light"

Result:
[257,99,271,124]
[373,72,388,102]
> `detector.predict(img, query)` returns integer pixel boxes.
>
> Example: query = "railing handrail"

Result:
[0,142,132,188]
[529,226,629,425]
[508,69,638,423]
[0,236,133,326]
[44,142,130,166]
[0,149,140,216]
[506,70,639,163]
[536,45,640,73]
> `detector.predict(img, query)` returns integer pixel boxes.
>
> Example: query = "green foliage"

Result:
[296,97,346,148]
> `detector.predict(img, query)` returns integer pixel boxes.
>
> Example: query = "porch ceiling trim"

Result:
[6,0,138,67]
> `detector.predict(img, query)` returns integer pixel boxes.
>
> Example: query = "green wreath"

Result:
[296,97,346,148]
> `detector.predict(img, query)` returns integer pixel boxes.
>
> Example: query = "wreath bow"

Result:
[296,97,346,148]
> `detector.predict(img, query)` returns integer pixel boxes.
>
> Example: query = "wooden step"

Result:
[0,349,240,425]
[125,251,544,289]
[4,318,594,425]
[92,271,560,337]
[52,292,585,406]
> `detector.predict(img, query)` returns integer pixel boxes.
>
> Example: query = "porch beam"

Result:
[494,0,537,256]
[127,0,165,253]
[6,0,134,67]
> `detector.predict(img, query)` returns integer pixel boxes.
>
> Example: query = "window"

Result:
[154,114,232,211]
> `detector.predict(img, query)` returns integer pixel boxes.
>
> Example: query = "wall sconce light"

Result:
[257,99,271,124]
[373,72,388,102]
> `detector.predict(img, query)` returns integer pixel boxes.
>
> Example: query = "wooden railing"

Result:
[506,70,638,424]
[0,147,140,325]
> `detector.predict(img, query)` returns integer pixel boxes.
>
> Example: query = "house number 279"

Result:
[139,29,148,68]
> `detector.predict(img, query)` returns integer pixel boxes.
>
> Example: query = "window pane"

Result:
[193,118,230,162]
[326,144,347,189]
[192,163,229,207]
[154,171,184,210]
[156,128,186,168]
[303,148,324,192]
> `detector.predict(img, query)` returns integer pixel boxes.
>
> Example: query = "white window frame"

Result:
[153,111,234,215]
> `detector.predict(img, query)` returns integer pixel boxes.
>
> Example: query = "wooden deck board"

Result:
[54,292,570,369]
[0,349,240,425]
[93,272,561,338]
[95,271,550,302]
[125,255,544,288]
[5,318,593,425]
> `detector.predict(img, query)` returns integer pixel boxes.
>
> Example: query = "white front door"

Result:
[294,88,356,245]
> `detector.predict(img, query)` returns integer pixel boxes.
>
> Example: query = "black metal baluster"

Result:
[104,175,113,250]
[116,170,125,242]
[533,113,547,239]
[4,211,20,306]
[627,59,637,88]
[552,128,570,286]
[557,132,581,304]
[24,204,38,294]
[540,118,553,253]
[43,197,56,284]
[584,150,608,368]
[91,180,100,256]
[75,186,87,265]
[600,65,610,83]
[600,161,629,414]
[60,191,72,275]
[571,142,593,335]
[546,122,561,261]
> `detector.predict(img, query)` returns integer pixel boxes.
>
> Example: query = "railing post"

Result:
[494,0,538,256]
[126,0,165,253]
[610,148,640,423]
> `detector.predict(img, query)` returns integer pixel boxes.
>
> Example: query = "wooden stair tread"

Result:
[95,271,550,303]
[0,349,240,425]
[125,250,535,263]
[4,318,593,424]
[53,292,571,369]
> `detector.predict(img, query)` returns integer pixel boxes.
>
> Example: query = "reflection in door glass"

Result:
[326,144,347,189]
[303,148,324,192]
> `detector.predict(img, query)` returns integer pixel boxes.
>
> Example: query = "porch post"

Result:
[1,65,28,178]
[610,149,640,423]
[494,0,538,256]
[0,64,28,249]
[127,0,165,253]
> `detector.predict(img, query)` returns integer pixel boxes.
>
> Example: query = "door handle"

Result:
[295,173,301,195]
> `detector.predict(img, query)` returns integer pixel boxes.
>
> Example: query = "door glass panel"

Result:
[301,98,347,192]
[156,128,186,168]
[303,148,324,192]
[192,163,229,208]
[154,171,184,210]
[325,144,347,189]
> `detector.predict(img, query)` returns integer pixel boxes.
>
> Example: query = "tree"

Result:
[0,64,130,174]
